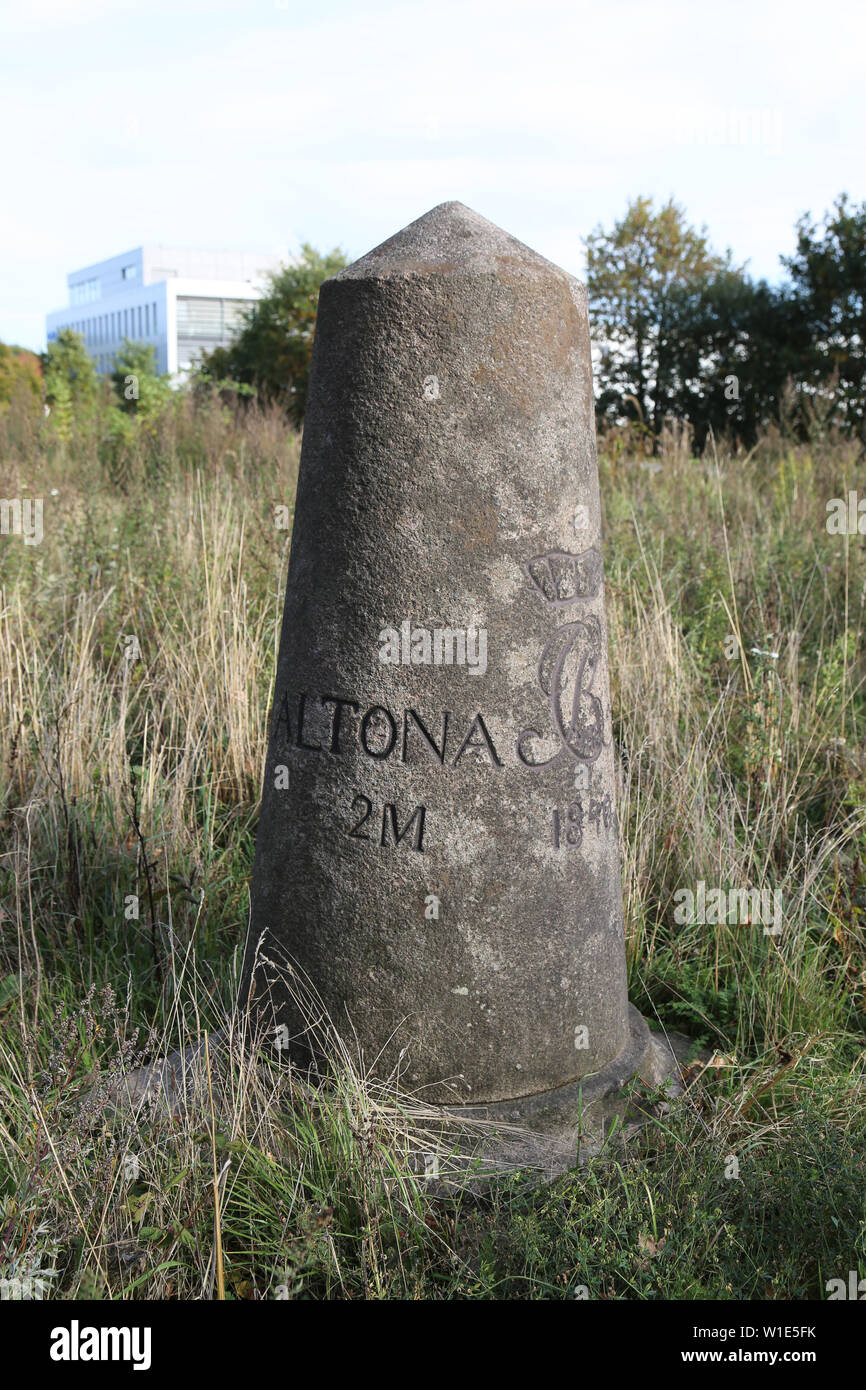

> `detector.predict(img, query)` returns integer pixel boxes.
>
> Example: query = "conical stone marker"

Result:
[242,202,674,1172]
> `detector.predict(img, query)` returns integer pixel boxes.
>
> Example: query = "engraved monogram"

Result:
[517,548,607,769]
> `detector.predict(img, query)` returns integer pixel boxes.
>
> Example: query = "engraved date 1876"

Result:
[551,793,614,848]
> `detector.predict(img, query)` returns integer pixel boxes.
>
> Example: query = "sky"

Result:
[1,0,864,352]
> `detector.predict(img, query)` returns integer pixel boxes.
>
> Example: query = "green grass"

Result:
[0,399,864,1299]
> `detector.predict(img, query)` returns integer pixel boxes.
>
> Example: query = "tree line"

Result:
[586,193,865,451]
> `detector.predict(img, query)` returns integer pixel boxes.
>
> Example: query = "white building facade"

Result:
[46,246,285,378]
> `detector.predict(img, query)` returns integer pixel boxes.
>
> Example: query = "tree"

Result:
[783,194,866,443]
[0,341,42,409]
[110,339,172,415]
[199,244,348,426]
[41,328,99,438]
[659,272,810,450]
[585,197,736,445]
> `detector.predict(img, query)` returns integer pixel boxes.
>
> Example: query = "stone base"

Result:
[88,1007,688,1188]
[432,1006,682,1183]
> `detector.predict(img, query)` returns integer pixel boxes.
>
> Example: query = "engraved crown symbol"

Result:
[524,549,602,607]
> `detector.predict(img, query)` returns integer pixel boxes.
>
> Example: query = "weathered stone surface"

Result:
[242,201,636,1108]
[437,1009,684,1182]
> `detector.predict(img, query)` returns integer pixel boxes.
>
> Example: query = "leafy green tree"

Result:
[659,272,811,449]
[585,197,734,444]
[199,244,348,426]
[783,194,866,442]
[110,339,172,415]
[647,267,750,446]
[41,328,99,438]
[0,341,42,409]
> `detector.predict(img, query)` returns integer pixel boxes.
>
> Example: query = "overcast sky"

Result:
[1,0,863,351]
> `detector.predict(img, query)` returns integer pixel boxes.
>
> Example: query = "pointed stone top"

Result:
[332,201,580,285]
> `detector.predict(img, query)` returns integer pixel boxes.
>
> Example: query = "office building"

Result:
[45,245,284,377]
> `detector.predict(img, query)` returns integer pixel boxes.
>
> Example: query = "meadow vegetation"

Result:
[0,385,864,1300]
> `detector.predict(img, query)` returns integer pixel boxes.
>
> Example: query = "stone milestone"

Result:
[242,201,671,1156]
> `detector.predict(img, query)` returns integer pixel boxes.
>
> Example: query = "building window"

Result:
[176,296,250,340]
[70,277,100,306]
[152,303,157,333]
[122,264,138,281]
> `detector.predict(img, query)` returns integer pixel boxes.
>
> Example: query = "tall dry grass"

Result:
[0,396,864,1299]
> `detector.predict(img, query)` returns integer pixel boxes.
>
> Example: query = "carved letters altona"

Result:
[271,547,614,849]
